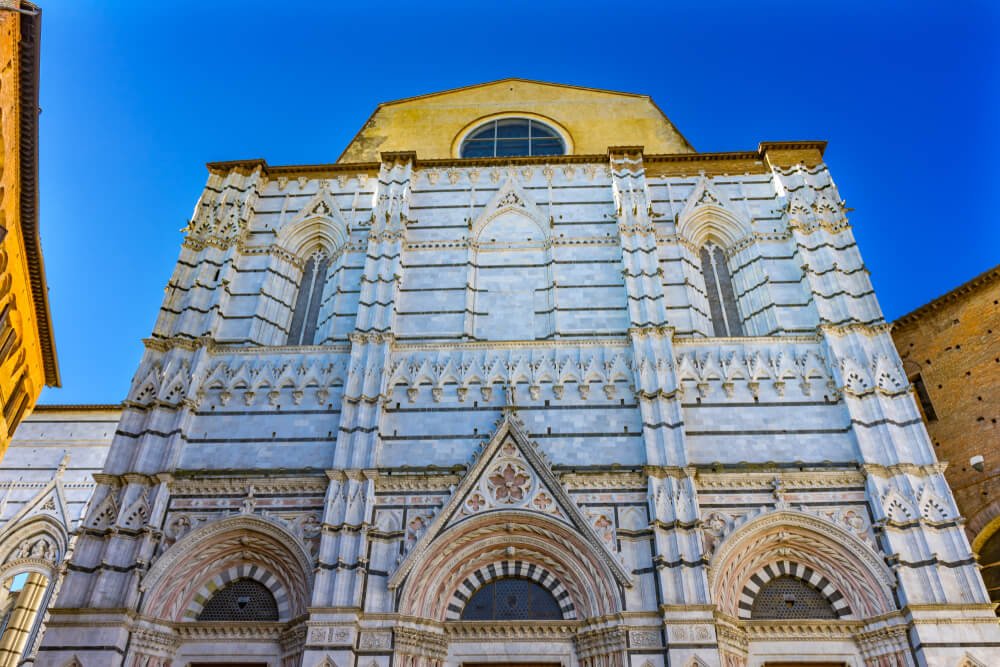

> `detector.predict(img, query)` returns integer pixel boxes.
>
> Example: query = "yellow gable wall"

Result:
[338,79,695,163]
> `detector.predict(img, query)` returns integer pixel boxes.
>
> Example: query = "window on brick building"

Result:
[700,243,743,337]
[909,373,938,421]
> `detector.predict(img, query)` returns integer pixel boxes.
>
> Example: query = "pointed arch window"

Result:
[287,250,329,345]
[700,242,743,337]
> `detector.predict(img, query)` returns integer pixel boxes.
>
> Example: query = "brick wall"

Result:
[892,267,1000,545]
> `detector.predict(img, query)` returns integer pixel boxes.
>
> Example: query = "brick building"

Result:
[0,0,59,455]
[892,264,1000,612]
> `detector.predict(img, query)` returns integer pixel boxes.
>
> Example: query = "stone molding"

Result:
[140,514,313,622]
[395,626,447,660]
[442,620,578,640]
[709,510,895,621]
[696,470,865,490]
[444,560,576,621]
[168,475,328,496]
[388,414,631,590]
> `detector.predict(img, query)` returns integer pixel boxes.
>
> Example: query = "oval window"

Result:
[460,118,566,158]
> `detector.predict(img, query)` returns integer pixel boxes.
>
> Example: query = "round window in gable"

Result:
[460,118,566,158]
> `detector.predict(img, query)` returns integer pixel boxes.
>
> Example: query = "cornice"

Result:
[696,469,865,490]
[206,158,381,178]
[32,403,122,412]
[743,619,859,640]
[392,337,629,352]
[819,322,892,338]
[757,141,828,156]
[673,333,821,346]
[168,475,328,496]
[893,263,1000,328]
[212,342,352,356]
[205,141,829,183]
[862,462,948,479]
[443,620,579,639]
[14,4,59,386]
[374,472,461,492]
[561,471,647,490]
[173,622,286,640]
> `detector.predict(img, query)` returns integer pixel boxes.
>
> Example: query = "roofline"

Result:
[32,403,122,412]
[16,2,59,387]
[379,77,652,107]
[894,263,1000,328]
[335,78,698,162]
[209,141,827,177]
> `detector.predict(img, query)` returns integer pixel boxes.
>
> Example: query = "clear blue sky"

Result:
[36,1,999,404]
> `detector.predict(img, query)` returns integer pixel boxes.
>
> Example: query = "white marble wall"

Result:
[24,152,1000,667]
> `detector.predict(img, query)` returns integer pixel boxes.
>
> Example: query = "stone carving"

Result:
[674,343,830,400]
[86,492,119,530]
[8,535,56,563]
[452,436,564,522]
[917,484,951,522]
[629,630,660,648]
[184,168,263,247]
[702,511,731,558]
[127,358,194,408]
[487,461,533,504]
[386,344,631,404]
[358,631,392,650]
[388,414,633,592]
[881,488,916,524]
[590,513,615,545]
[195,355,349,407]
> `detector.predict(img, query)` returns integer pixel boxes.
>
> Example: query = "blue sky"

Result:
[37,1,999,404]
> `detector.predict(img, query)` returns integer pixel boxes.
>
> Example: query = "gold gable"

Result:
[337,78,695,162]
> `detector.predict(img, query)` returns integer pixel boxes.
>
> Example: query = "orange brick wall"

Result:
[0,9,47,456]
[892,271,1000,547]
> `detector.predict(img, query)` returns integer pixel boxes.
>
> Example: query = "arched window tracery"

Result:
[459,577,563,621]
[749,575,838,620]
[196,578,279,622]
[287,249,330,345]
[699,242,743,337]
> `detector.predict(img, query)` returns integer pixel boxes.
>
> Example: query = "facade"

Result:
[0,405,117,667]
[891,265,1000,612]
[0,1,60,456]
[15,79,1000,666]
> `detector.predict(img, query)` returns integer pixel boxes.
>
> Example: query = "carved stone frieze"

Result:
[386,343,632,403]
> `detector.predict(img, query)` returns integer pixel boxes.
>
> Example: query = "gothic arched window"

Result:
[459,577,563,620]
[699,243,743,337]
[196,578,278,622]
[287,250,330,345]
[750,576,837,620]
[460,118,565,158]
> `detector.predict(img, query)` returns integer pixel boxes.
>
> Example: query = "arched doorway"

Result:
[394,511,627,667]
[0,518,65,667]
[708,511,908,666]
[134,515,313,666]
